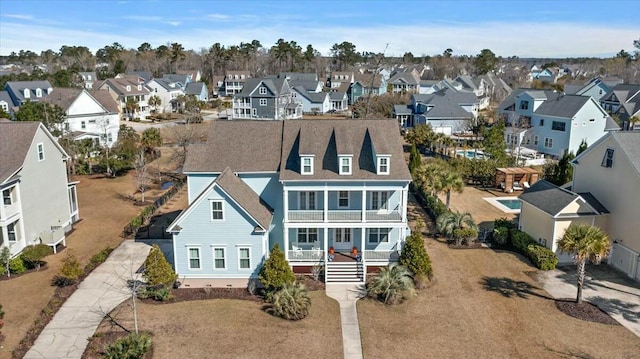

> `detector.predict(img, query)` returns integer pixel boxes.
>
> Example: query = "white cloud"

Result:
[207,13,230,20]
[122,15,163,21]
[165,21,181,26]
[2,14,34,20]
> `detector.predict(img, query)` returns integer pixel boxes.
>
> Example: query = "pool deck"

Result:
[439,186,518,231]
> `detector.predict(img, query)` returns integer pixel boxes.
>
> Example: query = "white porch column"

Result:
[361,226,366,263]
[283,188,289,222]
[361,187,367,223]
[323,184,329,223]
[401,186,409,223]
[284,225,289,261]
[323,227,328,263]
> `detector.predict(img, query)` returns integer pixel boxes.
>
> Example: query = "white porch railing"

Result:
[327,210,361,222]
[288,210,323,222]
[363,250,399,261]
[288,249,324,261]
[365,210,402,222]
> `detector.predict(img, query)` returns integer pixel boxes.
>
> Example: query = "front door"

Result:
[333,228,352,251]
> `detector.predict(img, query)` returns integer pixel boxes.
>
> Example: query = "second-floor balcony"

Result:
[287,209,402,223]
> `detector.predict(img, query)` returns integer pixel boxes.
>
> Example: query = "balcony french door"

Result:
[333,228,352,251]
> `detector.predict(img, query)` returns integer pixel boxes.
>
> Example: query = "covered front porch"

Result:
[284,226,405,264]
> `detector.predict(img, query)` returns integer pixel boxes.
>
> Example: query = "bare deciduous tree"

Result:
[135,150,151,203]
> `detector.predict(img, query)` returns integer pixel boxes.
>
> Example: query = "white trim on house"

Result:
[186,245,202,270]
[211,245,227,270]
[237,246,252,270]
[210,200,224,221]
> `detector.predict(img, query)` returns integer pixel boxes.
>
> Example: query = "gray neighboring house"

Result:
[405,89,479,133]
[291,86,331,113]
[0,120,80,257]
[78,72,98,89]
[185,82,209,102]
[232,78,302,120]
[600,84,640,130]
[4,80,54,107]
[0,91,13,116]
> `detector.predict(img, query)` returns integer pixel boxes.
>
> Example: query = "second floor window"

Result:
[371,191,388,210]
[37,143,45,161]
[211,200,224,220]
[259,87,267,94]
[299,191,316,210]
[3,188,12,205]
[520,101,529,110]
[259,98,267,106]
[551,121,566,132]
[338,191,349,208]
[601,148,614,168]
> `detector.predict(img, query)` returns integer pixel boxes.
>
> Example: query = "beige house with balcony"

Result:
[0,120,79,256]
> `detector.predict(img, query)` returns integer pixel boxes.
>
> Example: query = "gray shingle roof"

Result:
[413,89,476,119]
[329,92,346,101]
[576,192,609,214]
[533,94,591,118]
[42,88,82,110]
[611,131,640,174]
[5,81,53,104]
[214,167,273,229]
[519,180,602,216]
[393,104,412,116]
[126,71,153,81]
[292,86,327,103]
[0,90,13,108]
[279,120,411,181]
[184,82,205,96]
[0,121,39,182]
[183,120,283,173]
[236,78,287,98]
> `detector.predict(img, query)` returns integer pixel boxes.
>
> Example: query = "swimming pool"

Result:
[455,149,488,160]
[483,197,521,213]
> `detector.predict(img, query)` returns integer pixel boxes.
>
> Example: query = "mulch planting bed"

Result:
[83,331,153,359]
[555,299,620,325]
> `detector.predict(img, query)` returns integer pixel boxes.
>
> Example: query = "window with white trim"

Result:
[188,247,201,269]
[35,88,42,97]
[24,89,30,98]
[601,148,614,168]
[81,121,86,129]
[533,135,539,146]
[301,156,313,175]
[3,189,11,205]
[339,156,352,175]
[371,191,388,210]
[0,102,7,112]
[37,143,45,161]
[259,87,267,95]
[368,228,389,243]
[544,137,553,148]
[377,157,389,175]
[210,200,224,220]
[297,228,318,243]
[213,247,226,269]
[252,108,257,117]
[338,191,349,208]
[299,191,316,210]
[335,228,351,244]
[238,247,251,269]
[259,98,267,106]
[7,221,18,242]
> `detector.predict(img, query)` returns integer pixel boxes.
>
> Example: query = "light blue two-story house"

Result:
[167,119,412,287]
[500,89,619,158]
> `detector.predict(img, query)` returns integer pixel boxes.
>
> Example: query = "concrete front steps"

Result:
[326,261,364,283]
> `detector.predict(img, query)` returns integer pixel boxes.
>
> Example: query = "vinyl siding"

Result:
[173,186,265,278]
[187,174,216,203]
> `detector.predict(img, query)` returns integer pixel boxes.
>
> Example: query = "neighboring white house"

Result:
[0,120,80,256]
[291,86,331,113]
[145,77,184,113]
[96,76,151,120]
[43,88,120,147]
[571,131,640,281]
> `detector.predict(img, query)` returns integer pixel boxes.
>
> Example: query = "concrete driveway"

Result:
[535,264,640,337]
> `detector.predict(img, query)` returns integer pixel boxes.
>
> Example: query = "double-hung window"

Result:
[188,247,201,269]
[211,200,224,220]
[601,148,614,168]
[259,87,267,95]
[338,191,349,208]
[544,137,553,148]
[371,191,388,210]
[339,157,352,175]
[368,228,389,244]
[259,98,267,106]
[301,156,313,175]
[520,101,529,110]
[3,189,12,205]
[551,121,566,132]
[238,247,251,269]
[37,143,45,161]
[299,192,316,210]
[213,247,226,269]
[377,157,389,175]
[297,228,318,243]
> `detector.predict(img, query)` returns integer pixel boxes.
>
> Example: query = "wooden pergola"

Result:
[495,167,541,192]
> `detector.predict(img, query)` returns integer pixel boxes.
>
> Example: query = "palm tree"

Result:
[436,211,477,246]
[125,98,139,120]
[628,116,639,131]
[557,224,611,304]
[148,95,161,113]
[439,170,464,209]
[267,283,311,320]
[366,264,415,305]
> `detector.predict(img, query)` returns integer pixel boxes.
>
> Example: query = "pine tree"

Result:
[409,143,421,174]
[259,243,295,293]
[143,245,177,286]
[399,231,433,278]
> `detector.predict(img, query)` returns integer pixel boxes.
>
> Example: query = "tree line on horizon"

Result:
[2,38,639,90]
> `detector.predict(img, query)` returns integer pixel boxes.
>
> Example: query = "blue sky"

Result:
[1,0,638,58]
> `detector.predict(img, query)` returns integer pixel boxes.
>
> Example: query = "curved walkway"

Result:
[24,241,151,359]
[326,283,366,359]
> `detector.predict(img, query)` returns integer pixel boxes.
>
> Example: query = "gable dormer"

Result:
[47,87,53,95]
[35,88,42,97]
[376,155,390,175]
[338,155,352,175]
[24,89,30,99]
[126,85,131,92]
[300,154,314,175]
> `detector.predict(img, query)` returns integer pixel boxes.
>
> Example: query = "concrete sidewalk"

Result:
[326,283,366,359]
[535,265,640,337]
[24,241,151,359]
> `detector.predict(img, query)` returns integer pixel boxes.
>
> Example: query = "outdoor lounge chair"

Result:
[500,182,506,191]
[523,181,531,189]
[291,245,303,257]
[513,181,524,191]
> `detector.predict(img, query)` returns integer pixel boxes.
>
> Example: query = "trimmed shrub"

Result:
[511,230,536,253]
[20,244,53,269]
[0,265,5,277]
[366,264,415,305]
[86,247,114,271]
[453,228,478,245]
[526,245,559,270]
[9,256,26,274]
[53,251,82,286]
[494,217,516,230]
[142,245,177,286]
[103,332,152,359]
[493,226,509,245]
[0,247,10,276]
[423,193,447,220]
[267,283,311,321]
[259,244,295,294]
[399,231,432,279]
[139,285,173,301]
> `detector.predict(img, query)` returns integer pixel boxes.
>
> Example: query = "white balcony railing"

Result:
[288,210,323,222]
[364,250,399,261]
[288,249,324,261]
[0,203,21,223]
[365,210,402,222]
[327,210,361,222]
